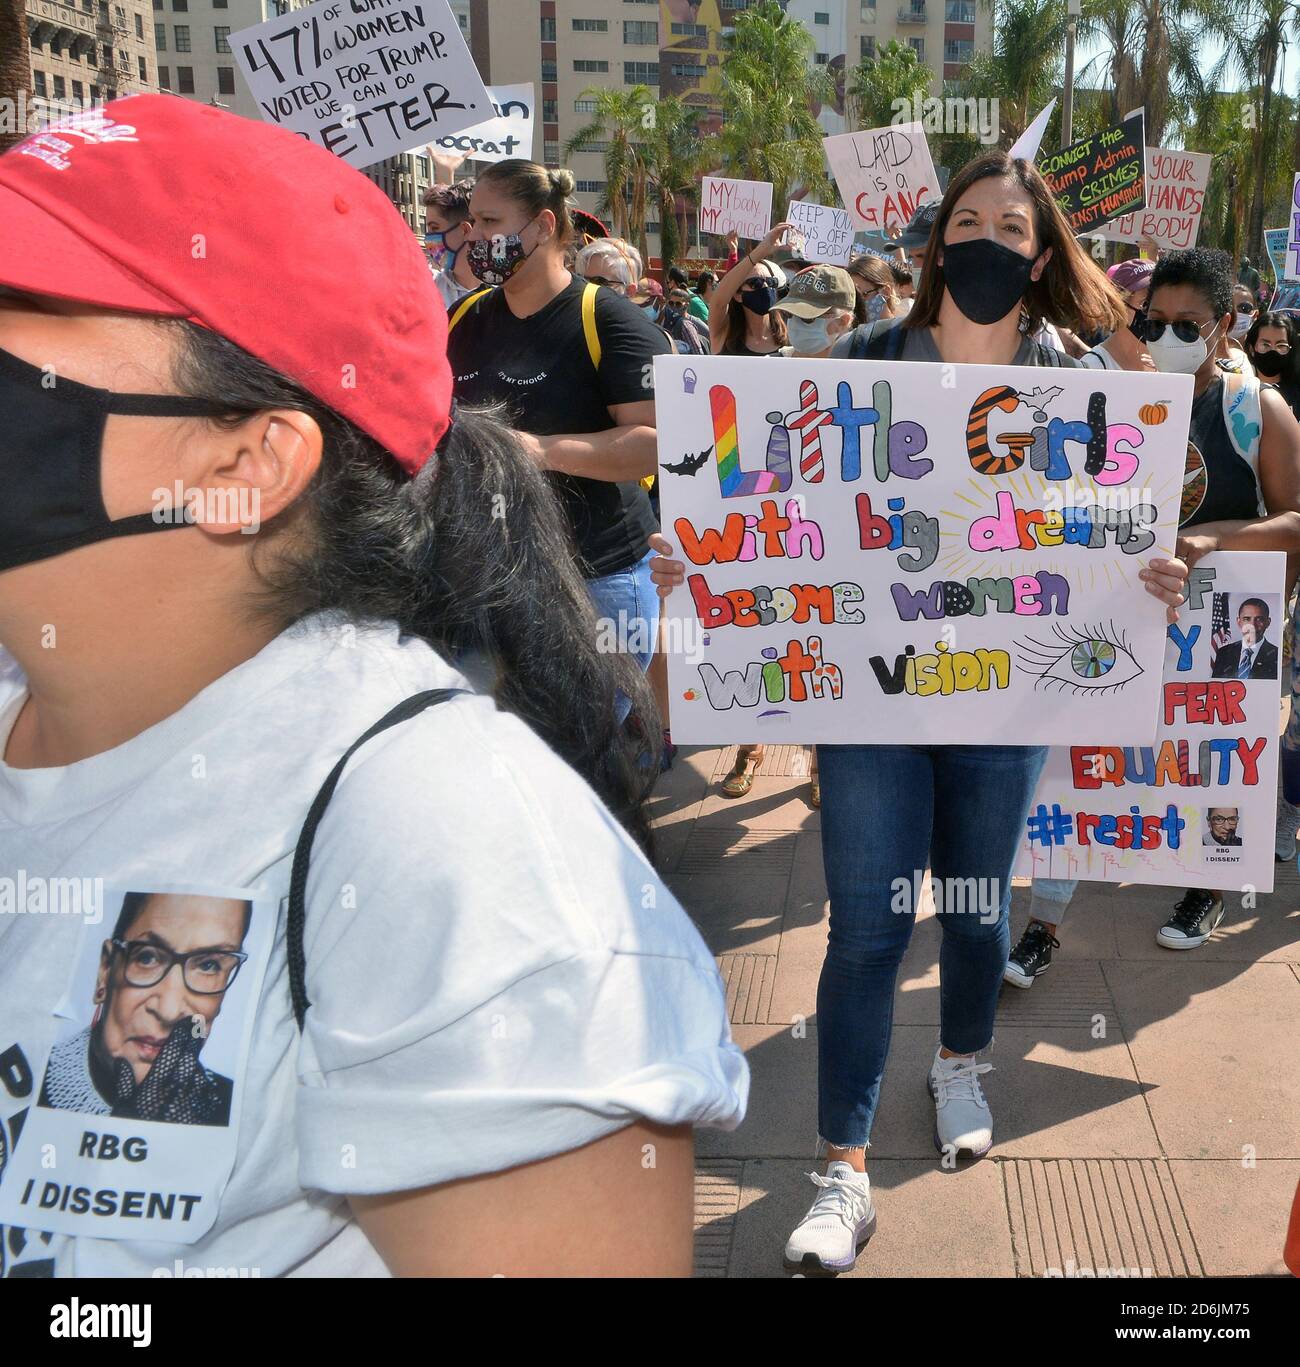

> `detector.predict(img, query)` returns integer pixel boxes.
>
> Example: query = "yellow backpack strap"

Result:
[447,286,493,334]
[582,281,603,370]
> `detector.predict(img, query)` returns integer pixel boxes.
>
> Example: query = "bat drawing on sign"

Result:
[1018,386,1064,413]
[662,447,713,476]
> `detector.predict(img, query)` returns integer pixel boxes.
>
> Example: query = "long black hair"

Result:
[170,323,659,852]
[1245,311,1300,416]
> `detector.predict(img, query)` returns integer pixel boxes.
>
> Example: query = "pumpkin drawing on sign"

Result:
[1139,401,1170,425]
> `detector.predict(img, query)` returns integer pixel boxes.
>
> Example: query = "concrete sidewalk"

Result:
[653,744,1300,1279]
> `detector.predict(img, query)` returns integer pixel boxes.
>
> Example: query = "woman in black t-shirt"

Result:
[446,161,671,713]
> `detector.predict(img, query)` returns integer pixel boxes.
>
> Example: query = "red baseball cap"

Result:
[0,95,450,475]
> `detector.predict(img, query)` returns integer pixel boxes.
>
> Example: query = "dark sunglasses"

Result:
[1138,317,1218,345]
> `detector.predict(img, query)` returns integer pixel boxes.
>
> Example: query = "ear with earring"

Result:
[91,985,105,1028]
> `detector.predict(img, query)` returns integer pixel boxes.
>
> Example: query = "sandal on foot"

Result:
[810,773,820,808]
[721,749,763,798]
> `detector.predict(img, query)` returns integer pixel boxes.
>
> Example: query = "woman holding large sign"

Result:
[649,150,1190,1275]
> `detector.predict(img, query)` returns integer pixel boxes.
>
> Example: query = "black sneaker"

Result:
[1156,890,1225,950]
[1003,920,1060,989]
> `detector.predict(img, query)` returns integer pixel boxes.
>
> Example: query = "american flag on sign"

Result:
[1209,593,1233,671]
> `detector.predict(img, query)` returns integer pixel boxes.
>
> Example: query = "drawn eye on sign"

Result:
[1015,621,1145,696]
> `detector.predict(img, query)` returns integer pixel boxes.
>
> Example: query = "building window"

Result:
[670,21,706,35]
[908,36,925,57]
[214,0,227,6]
[29,32,42,51]
[52,75,66,100]
[174,24,190,50]
[172,0,186,9]
[815,51,828,63]
[157,64,169,87]
[572,18,608,31]
[544,139,560,165]
[543,98,558,121]
[73,80,84,99]
[33,70,47,97]
[944,38,973,62]
[574,98,597,113]
[151,0,161,8]
[540,16,555,41]
[155,22,165,49]
[177,65,193,93]
[217,65,235,93]
[623,61,658,84]
[214,25,230,52]
[573,59,608,72]
[624,19,658,43]
[860,35,875,57]
[814,9,830,21]
[137,54,145,78]
[860,0,875,10]
[575,180,605,194]
[134,13,143,36]
[416,155,429,179]
[671,63,706,78]
[118,48,129,69]
[945,0,975,18]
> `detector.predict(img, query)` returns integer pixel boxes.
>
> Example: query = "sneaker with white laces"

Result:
[1156,890,1225,949]
[927,1049,994,1158]
[782,1161,876,1274]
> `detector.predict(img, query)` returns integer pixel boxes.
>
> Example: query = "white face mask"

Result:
[1148,322,1219,375]
[1230,313,1253,338]
[784,313,836,355]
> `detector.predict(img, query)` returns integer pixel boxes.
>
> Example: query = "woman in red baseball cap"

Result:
[0,98,745,1277]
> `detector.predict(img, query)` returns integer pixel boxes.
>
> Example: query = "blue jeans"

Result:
[816,743,1049,1148]
[587,549,660,724]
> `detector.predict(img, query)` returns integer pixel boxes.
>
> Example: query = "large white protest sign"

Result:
[1019,552,1283,894]
[699,177,774,243]
[823,121,939,234]
[654,355,1191,746]
[1288,175,1300,280]
[786,199,853,266]
[430,82,535,163]
[1095,147,1211,252]
[232,0,492,169]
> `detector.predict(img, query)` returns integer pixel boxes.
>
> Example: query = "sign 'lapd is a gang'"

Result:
[232,0,493,169]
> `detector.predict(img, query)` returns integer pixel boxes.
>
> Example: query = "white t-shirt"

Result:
[1078,341,1122,370]
[0,615,747,1277]
[434,267,476,312]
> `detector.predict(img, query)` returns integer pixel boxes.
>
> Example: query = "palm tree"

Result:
[1,0,33,153]
[1078,0,1232,148]
[963,0,1068,147]
[716,0,835,209]
[564,85,654,256]
[642,96,708,272]
[848,39,933,132]
[1224,0,1300,265]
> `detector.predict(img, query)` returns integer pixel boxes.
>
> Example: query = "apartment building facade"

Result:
[25,0,159,110]
[469,0,991,256]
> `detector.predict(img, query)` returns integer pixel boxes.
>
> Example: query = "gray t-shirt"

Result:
[831,319,1080,367]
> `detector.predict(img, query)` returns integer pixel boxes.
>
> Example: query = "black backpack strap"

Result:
[848,319,907,361]
[287,688,467,1031]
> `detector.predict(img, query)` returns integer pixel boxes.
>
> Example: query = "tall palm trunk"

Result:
[1,0,33,153]
[1248,63,1278,264]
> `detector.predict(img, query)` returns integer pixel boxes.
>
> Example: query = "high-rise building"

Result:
[152,0,295,115]
[470,0,992,257]
[25,0,160,111]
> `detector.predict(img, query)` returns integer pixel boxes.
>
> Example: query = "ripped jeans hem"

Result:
[816,1135,871,1156]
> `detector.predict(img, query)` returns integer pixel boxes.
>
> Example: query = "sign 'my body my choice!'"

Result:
[232,0,492,169]
[655,355,1190,747]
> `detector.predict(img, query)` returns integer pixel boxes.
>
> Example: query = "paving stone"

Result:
[717,953,778,1025]
[1105,961,1300,1159]
[1004,1158,1202,1277]
[667,870,789,958]
[694,777,820,830]
[693,1159,743,1278]
[1168,1160,1300,1276]
[711,744,817,780]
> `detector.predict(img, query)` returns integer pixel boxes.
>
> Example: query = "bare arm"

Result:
[526,399,659,482]
[708,221,794,353]
[350,1120,695,1277]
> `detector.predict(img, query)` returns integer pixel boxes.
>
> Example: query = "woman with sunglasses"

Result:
[709,223,791,357]
[845,254,907,327]
[1077,258,1155,371]
[1010,250,1300,987]
[650,151,1191,1274]
[1246,311,1300,420]
[0,99,746,1278]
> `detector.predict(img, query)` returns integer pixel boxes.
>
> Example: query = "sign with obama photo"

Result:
[0,887,273,1244]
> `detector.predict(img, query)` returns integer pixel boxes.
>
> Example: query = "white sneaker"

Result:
[928,1049,994,1158]
[783,1161,876,1274]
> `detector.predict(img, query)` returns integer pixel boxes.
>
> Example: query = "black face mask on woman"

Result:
[740,281,778,316]
[1252,349,1287,379]
[941,238,1039,325]
[0,345,233,573]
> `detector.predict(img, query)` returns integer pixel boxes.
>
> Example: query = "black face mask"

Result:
[941,237,1039,325]
[740,282,778,316]
[0,345,234,573]
[1253,349,1287,378]
[1128,306,1148,340]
